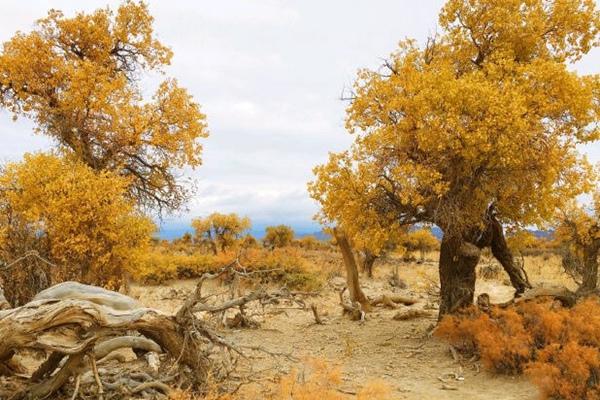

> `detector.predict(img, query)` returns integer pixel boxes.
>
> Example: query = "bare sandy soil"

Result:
[130,257,552,400]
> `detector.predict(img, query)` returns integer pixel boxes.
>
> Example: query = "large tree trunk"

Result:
[578,241,599,294]
[488,216,531,295]
[360,250,377,278]
[438,235,481,319]
[334,228,370,309]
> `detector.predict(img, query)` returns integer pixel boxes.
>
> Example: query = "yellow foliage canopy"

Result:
[264,225,295,249]
[402,229,439,260]
[309,0,600,239]
[0,1,208,212]
[192,213,251,254]
[0,153,154,295]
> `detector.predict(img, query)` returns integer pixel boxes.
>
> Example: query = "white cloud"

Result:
[1,0,599,237]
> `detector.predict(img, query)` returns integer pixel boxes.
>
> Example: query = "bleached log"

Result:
[0,287,209,399]
[94,336,162,360]
[32,281,140,310]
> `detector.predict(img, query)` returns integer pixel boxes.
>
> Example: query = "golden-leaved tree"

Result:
[264,225,295,249]
[309,0,600,317]
[555,193,600,294]
[403,229,439,263]
[0,2,206,301]
[0,153,154,305]
[0,1,208,212]
[192,213,251,255]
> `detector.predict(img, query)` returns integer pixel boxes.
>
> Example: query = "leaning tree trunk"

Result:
[438,235,481,319]
[578,240,600,294]
[0,285,9,311]
[488,216,531,296]
[360,250,377,278]
[334,228,370,309]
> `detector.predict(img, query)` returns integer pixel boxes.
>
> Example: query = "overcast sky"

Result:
[1,1,599,238]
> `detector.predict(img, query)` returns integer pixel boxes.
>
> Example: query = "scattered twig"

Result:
[89,356,104,400]
[70,374,81,400]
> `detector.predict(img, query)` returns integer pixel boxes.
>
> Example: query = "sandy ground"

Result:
[130,258,547,400]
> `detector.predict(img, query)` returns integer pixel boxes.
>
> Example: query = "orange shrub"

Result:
[436,298,600,399]
[169,358,391,400]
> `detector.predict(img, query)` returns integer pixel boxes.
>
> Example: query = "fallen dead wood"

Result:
[0,258,308,399]
[0,295,208,399]
[371,294,418,308]
[393,309,432,320]
[495,286,579,308]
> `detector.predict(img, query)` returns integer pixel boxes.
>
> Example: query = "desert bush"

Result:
[294,235,330,251]
[0,153,154,305]
[436,298,600,399]
[134,245,324,291]
[192,213,251,255]
[479,262,502,280]
[402,228,439,262]
[169,358,391,399]
[242,247,324,291]
[264,225,295,249]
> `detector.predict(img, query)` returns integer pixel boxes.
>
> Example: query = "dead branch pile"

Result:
[0,260,306,399]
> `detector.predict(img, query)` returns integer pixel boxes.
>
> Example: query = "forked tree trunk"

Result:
[360,250,377,278]
[334,228,370,309]
[438,235,481,319]
[578,241,600,294]
[489,216,531,295]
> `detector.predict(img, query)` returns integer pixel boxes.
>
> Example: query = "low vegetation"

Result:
[436,298,600,399]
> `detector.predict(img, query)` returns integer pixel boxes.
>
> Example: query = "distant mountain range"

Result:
[158,224,553,242]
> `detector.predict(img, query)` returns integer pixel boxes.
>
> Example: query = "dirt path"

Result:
[132,263,540,399]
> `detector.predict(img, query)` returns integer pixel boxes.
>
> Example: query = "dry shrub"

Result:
[133,245,325,291]
[478,262,502,280]
[436,298,600,399]
[268,358,390,400]
[436,306,532,373]
[169,358,391,400]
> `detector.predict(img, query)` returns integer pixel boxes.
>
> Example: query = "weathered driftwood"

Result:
[0,282,209,399]
[1,263,306,399]
[32,281,141,310]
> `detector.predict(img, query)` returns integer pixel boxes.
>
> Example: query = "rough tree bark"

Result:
[333,228,370,309]
[438,235,481,318]
[488,215,532,295]
[360,250,377,278]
